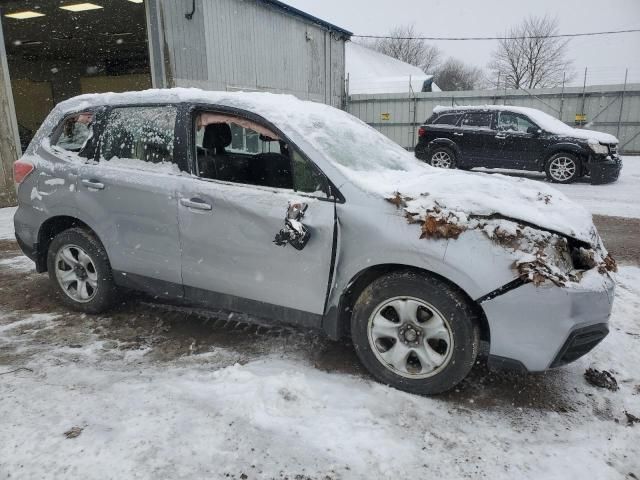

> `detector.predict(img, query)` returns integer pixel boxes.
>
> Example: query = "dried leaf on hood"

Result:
[420,215,465,239]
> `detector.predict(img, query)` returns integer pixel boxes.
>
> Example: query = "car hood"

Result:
[560,128,619,145]
[337,163,599,246]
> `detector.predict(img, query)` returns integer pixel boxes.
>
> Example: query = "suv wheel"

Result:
[545,152,580,183]
[429,147,456,169]
[47,228,117,313]
[351,271,479,395]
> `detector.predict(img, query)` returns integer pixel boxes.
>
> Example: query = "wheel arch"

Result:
[324,263,490,344]
[543,143,588,167]
[428,138,461,160]
[36,216,96,272]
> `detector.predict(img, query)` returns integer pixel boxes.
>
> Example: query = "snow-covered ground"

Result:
[476,156,640,219]
[0,266,638,479]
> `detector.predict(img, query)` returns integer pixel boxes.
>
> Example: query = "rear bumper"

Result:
[588,155,622,184]
[480,270,614,372]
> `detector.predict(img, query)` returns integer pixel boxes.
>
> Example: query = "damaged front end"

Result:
[386,191,616,372]
[386,192,617,288]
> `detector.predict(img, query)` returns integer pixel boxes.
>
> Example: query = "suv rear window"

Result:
[461,112,493,129]
[432,113,461,126]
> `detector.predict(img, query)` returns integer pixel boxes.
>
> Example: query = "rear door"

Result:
[457,111,496,166]
[176,109,336,320]
[76,104,184,296]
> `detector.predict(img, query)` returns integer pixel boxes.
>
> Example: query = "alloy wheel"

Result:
[367,296,454,379]
[431,151,453,168]
[54,244,99,303]
[549,156,577,182]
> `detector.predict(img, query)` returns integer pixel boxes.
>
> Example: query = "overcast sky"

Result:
[285,0,640,86]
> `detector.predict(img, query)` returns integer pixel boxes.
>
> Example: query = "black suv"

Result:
[415,106,622,184]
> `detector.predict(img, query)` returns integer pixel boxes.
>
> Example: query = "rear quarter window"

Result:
[51,112,96,158]
[432,113,461,126]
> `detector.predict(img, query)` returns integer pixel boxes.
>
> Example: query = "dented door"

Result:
[176,178,335,315]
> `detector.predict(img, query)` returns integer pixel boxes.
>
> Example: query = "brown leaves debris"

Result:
[420,215,465,239]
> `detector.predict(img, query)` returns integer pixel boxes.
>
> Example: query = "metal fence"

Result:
[347,83,640,154]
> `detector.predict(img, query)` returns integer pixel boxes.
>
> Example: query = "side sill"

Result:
[185,286,323,330]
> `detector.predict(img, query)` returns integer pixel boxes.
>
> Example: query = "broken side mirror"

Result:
[274,202,311,250]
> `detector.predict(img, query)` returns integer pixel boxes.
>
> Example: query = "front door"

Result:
[177,111,336,320]
[493,112,543,170]
[76,105,183,296]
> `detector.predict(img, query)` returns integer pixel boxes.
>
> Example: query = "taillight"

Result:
[418,127,426,137]
[14,159,34,184]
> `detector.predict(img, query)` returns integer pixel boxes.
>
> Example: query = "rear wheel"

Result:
[351,271,479,395]
[47,228,117,313]
[545,152,580,183]
[429,147,456,169]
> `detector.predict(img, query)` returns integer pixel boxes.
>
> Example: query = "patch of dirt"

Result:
[584,368,619,391]
[593,215,640,266]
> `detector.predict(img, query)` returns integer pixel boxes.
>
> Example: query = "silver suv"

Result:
[13,89,615,395]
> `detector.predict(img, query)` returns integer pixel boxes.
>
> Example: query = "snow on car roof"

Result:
[434,104,618,144]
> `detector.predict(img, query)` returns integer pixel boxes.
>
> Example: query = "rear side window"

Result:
[432,113,461,126]
[53,112,95,155]
[461,112,493,130]
[99,106,177,171]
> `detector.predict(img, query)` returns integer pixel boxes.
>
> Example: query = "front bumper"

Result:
[588,154,622,184]
[480,270,615,372]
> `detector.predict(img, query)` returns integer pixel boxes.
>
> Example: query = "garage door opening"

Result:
[1,0,152,150]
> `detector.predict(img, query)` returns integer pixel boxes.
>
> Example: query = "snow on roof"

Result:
[41,88,596,245]
[434,105,618,144]
[346,42,440,95]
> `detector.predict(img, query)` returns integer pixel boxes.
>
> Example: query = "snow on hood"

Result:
[341,163,599,246]
[434,105,619,145]
[46,88,597,245]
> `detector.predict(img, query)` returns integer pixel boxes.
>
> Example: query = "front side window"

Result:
[99,106,177,170]
[461,112,493,130]
[54,112,94,154]
[194,112,329,197]
[497,112,538,133]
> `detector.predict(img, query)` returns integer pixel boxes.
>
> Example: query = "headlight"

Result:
[589,142,608,155]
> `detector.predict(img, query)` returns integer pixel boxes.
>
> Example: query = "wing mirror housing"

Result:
[273,202,311,250]
[528,126,543,135]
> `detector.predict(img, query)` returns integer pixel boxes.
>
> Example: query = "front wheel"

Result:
[47,228,117,313]
[351,271,479,395]
[429,147,456,169]
[545,152,581,183]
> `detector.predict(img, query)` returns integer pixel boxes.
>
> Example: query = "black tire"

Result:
[47,228,117,314]
[351,270,479,395]
[545,152,581,183]
[429,146,457,169]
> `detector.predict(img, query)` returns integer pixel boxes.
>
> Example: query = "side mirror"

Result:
[528,127,542,135]
[273,202,311,250]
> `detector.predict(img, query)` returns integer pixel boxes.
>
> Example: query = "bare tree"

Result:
[367,24,442,73]
[488,15,573,89]
[433,58,484,91]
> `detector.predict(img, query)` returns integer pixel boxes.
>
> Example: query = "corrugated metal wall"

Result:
[348,84,640,154]
[159,0,346,108]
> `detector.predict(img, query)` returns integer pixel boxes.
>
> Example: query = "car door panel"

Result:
[177,178,335,316]
[76,163,183,294]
